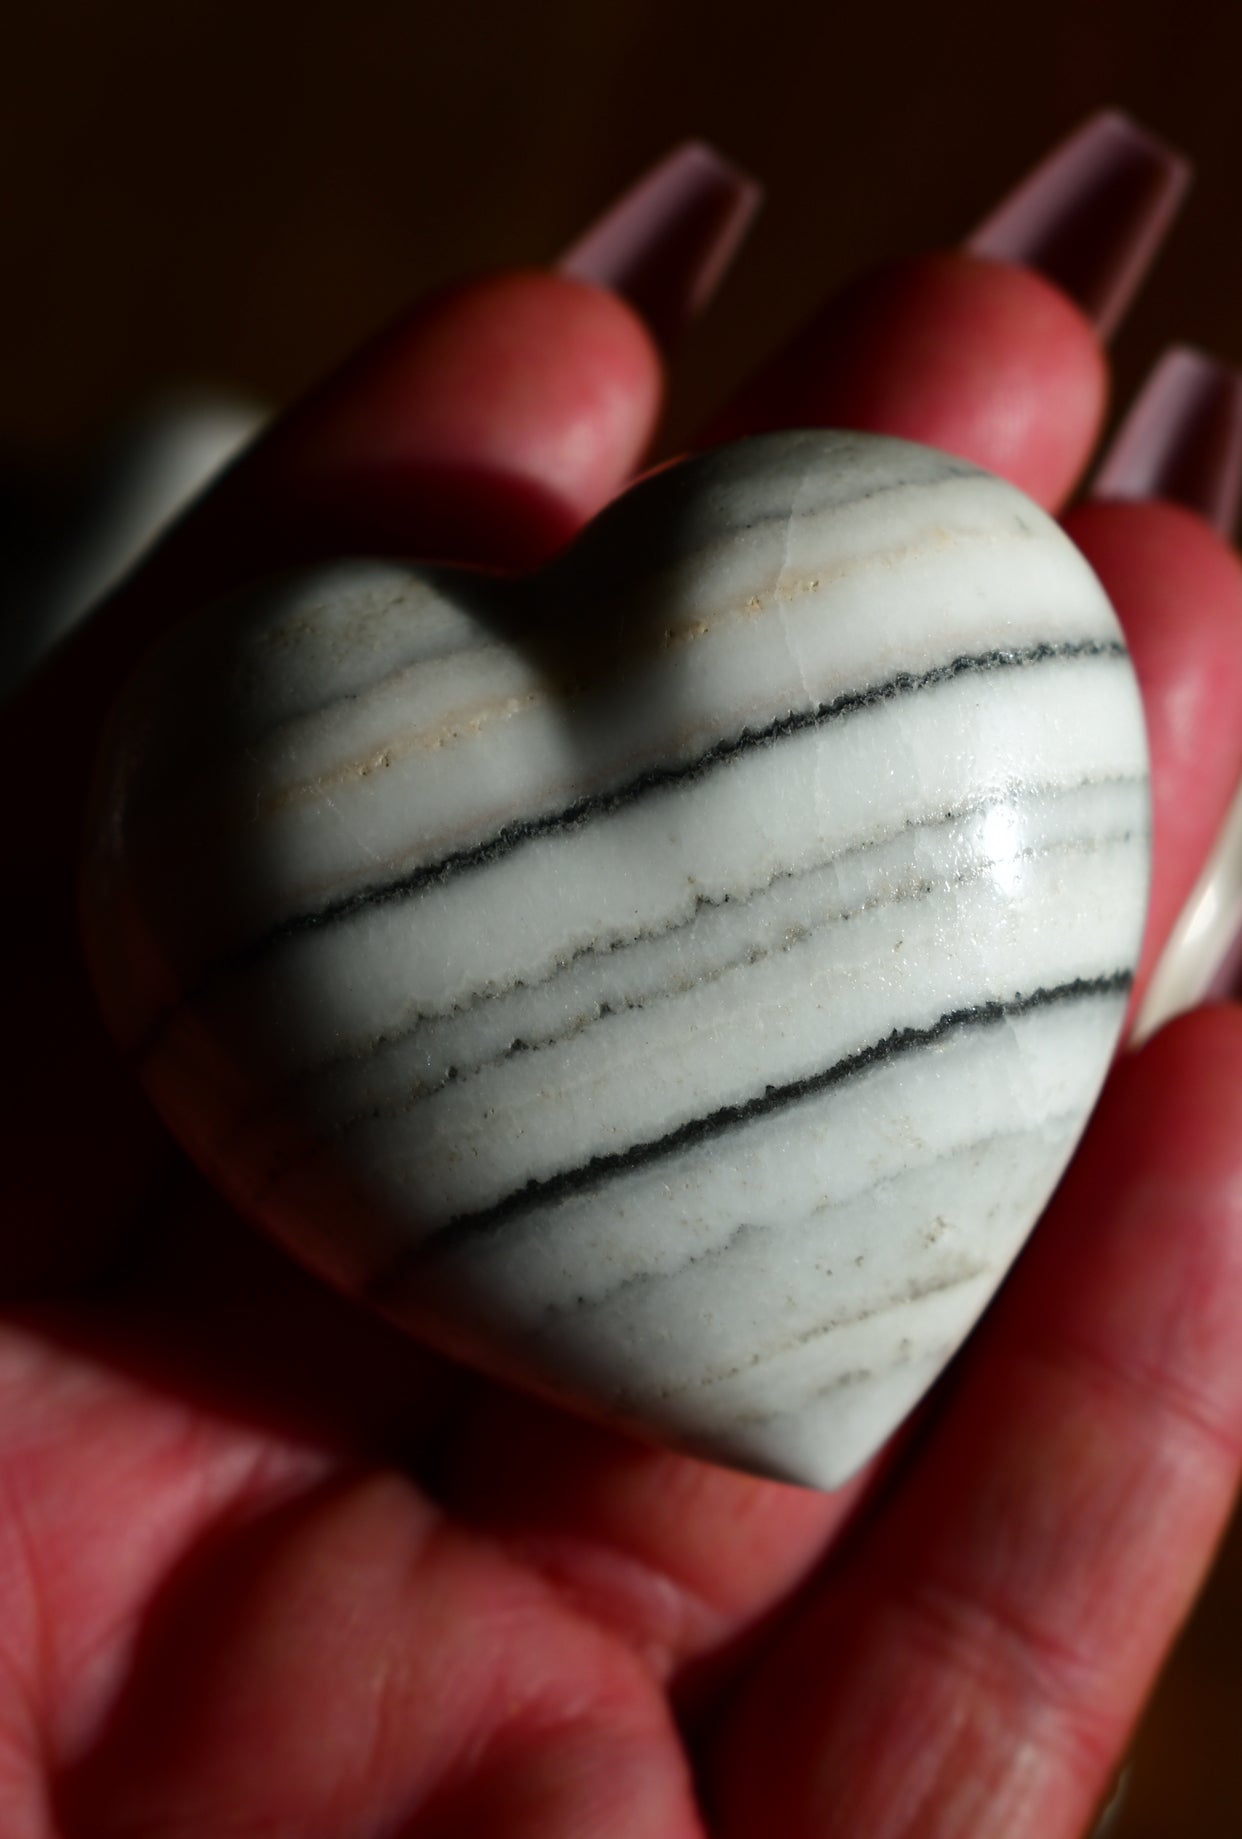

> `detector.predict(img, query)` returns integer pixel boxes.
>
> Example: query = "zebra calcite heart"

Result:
[82,431,1150,1489]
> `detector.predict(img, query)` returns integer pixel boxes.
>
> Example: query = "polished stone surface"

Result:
[83,431,1150,1488]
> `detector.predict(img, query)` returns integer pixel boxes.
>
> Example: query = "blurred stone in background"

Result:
[0,392,262,693]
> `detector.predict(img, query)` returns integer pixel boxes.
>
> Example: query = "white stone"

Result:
[82,431,1150,1489]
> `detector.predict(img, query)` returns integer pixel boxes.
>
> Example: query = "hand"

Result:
[5,115,1242,1838]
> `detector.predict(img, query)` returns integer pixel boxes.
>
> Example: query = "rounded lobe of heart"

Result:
[79,432,1150,1491]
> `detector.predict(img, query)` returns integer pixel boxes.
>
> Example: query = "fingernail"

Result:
[1133,789,1242,1043]
[559,141,763,347]
[1093,346,1242,537]
[968,110,1191,339]
[1106,347,1242,1041]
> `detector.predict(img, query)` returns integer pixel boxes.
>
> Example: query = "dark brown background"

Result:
[5,2,1242,1831]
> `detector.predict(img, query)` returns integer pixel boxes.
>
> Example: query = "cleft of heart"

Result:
[80,429,1150,1490]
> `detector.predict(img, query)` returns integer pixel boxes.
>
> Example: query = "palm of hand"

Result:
[6,258,1242,1839]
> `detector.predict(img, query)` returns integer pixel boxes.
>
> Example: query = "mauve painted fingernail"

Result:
[559,141,762,347]
[968,110,1191,339]
[1093,346,1242,537]
[1123,349,1242,1043]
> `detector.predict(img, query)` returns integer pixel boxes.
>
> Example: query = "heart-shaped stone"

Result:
[82,430,1149,1489]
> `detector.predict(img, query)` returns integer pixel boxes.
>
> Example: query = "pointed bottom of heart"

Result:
[353,991,1119,1494]
[380,1278,980,1492]
[368,1256,992,1493]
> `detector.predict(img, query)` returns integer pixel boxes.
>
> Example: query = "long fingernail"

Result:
[968,110,1191,339]
[1109,346,1242,1043]
[559,141,762,347]
[1093,346,1242,537]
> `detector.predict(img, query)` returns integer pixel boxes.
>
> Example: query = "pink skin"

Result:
[1065,498,1242,1028]
[5,233,1242,1833]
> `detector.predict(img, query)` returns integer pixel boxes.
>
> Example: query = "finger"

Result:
[0,1305,336,1807]
[6,273,665,1291]
[58,1473,705,1839]
[0,1309,703,1839]
[431,113,1193,1681]
[711,1005,1242,1839]
[1085,348,1242,1037]
[706,250,1108,508]
[1064,494,1242,1028]
[706,111,1188,511]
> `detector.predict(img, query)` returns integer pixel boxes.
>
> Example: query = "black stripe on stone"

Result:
[337,822,1144,1127]
[239,638,1128,967]
[379,970,1130,1271]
